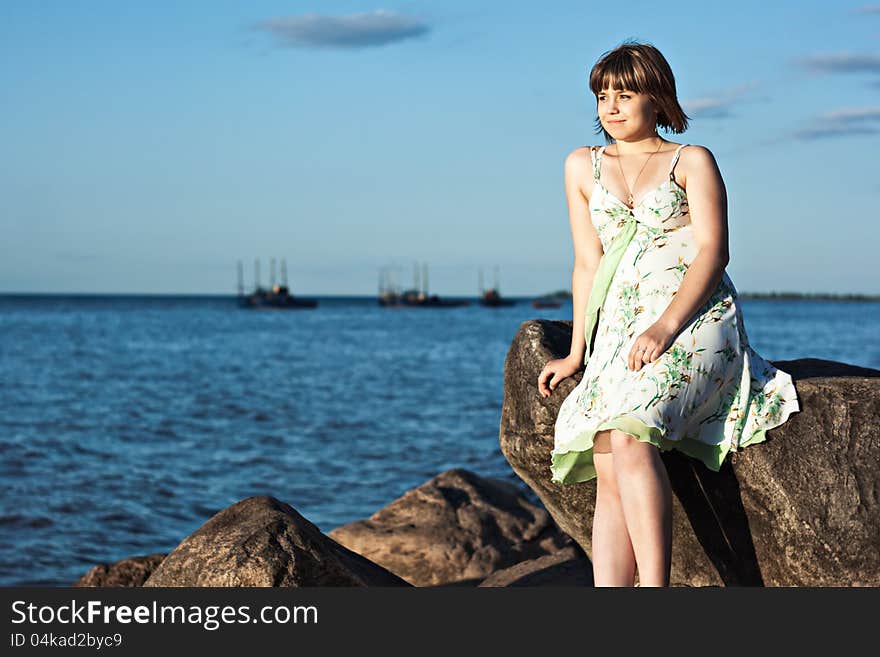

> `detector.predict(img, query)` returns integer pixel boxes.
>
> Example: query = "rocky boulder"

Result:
[500,319,880,587]
[74,553,166,587]
[478,545,594,587]
[143,496,410,587]
[328,468,575,586]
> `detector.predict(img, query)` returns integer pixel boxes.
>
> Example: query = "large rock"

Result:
[478,545,594,587]
[74,554,166,587]
[143,496,410,587]
[328,469,574,586]
[500,319,880,586]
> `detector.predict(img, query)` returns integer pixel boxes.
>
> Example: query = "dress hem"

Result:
[549,401,796,486]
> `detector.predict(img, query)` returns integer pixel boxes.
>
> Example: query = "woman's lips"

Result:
[607,119,625,124]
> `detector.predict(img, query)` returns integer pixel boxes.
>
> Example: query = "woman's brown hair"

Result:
[589,40,690,143]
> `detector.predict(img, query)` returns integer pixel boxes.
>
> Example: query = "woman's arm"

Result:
[656,145,731,336]
[628,145,730,371]
[564,148,604,364]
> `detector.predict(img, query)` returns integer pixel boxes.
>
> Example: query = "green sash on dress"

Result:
[583,217,637,365]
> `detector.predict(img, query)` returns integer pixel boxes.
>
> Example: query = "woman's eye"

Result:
[620,94,630,99]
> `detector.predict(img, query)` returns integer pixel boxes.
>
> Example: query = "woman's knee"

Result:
[609,429,639,453]
[609,430,652,470]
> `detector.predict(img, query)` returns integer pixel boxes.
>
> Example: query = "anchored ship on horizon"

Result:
[478,266,517,307]
[379,262,470,308]
[237,258,317,309]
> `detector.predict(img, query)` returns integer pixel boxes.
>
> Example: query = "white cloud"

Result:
[252,10,431,49]
[794,106,880,140]
[796,52,880,74]
[681,82,761,119]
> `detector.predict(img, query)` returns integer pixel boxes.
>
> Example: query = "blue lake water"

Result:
[1,294,877,585]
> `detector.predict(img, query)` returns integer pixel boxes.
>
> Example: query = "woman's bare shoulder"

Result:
[564,146,598,195]
[564,145,595,166]
[678,144,719,169]
[676,144,721,187]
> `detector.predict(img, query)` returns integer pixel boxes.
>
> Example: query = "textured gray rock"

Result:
[328,469,575,586]
[74,553,166,587]
[143,496,410,587]
[478,544,594,587]
[500,318,880,586]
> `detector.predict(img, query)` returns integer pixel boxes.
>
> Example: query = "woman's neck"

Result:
[611,134,665,155]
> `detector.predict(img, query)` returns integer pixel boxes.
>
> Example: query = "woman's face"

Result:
[597,87,657,139]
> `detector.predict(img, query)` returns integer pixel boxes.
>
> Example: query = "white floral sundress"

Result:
[551,143,801,485]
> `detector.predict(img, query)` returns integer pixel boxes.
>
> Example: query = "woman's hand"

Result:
[628,320,678,371]
[538,355,582,398]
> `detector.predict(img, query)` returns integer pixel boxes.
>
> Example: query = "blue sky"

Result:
[2,1,879,295]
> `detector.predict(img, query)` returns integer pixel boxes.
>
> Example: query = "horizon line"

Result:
[1,291,878,299]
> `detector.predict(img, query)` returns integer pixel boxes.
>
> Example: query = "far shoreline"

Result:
[0,291,878,302]
[542,291,880,302]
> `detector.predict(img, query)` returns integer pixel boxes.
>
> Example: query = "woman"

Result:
[536,41,800,587]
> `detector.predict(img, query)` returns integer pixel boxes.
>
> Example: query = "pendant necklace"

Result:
[614,137,664,208]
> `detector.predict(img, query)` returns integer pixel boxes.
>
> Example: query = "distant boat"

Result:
[237,258,317,310]
[379,262,470,308]
[378,289,400,307]
[478,266,516,307]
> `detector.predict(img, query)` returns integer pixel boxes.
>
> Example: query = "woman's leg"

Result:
[591,429,636,586]
[609,430,672,586]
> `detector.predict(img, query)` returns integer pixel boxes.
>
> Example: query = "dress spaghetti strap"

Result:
[668,143,688,182]
[589,146,601,181]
